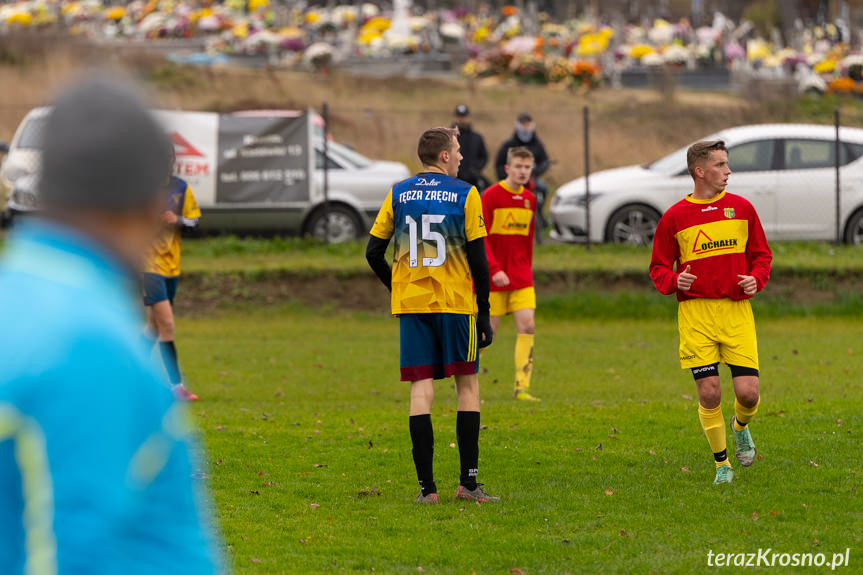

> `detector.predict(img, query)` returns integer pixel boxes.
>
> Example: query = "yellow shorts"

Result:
[490,287,536,317]
[678,298,759,370]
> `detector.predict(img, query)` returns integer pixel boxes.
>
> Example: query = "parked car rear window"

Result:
[728,140,775,172]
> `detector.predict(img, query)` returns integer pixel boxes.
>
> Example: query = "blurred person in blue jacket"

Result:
[0,75,222,574]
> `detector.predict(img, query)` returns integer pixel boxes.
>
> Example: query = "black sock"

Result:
[158,340,182,385]
[713,449,728,464]
[409,414,436,496]
[457,411,480,490]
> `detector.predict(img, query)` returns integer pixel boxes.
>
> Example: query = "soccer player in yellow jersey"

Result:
[366,127,497,504]
[482,147,540,401]
[143,145,202,401]
[650,140,772,485]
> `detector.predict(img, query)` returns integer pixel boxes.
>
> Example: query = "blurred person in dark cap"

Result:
[495,112,551,242]
[452,104,489,192]
[0,75,221,574]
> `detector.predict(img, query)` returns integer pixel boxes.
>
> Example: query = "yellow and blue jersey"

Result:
[145,177,201,278]
[370,173,486,315]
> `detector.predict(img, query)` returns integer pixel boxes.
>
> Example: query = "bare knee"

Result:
[696,376,722,408]
[150,304,175,340]
[734,378,760,407]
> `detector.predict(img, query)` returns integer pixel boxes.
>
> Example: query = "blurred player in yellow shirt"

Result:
[142,145,202,401]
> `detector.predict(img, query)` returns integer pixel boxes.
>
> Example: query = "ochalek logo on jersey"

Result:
[503,211,529,231]
[692,228,738,254]
[724,207,736,219]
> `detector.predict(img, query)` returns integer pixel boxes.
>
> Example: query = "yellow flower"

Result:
[7,11,33,26]
[363,16,390,33]
[630,44,655,59]
[249,0,268,12]
[232,21,248,38]
[472,26,490,43]
[105,6,125,20]
[814,59,837,74]
[358,29,382,44]
[305,10,320,24]
[746,39,771,61]
[62,3,80,16]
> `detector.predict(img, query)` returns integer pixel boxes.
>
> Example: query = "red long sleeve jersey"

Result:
[650,191,772,302]
[482,181,535,292]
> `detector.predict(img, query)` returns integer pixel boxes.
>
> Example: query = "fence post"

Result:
[322,101,330,244]
[583,105,591,252]
[835,107,841,245]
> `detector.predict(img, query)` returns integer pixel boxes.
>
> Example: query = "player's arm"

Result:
[742,207,772,294]
[466,238,492,348]
[366,190,395,291]
[465,187,492,347]
[480,193,504,277]
[365,235,392,292]
[649,213,683,295]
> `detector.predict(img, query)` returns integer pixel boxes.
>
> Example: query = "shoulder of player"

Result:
[170,175,189,191]
[724,191,756,210]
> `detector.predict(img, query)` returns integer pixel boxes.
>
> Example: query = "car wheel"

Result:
[307,205,363,243]
[605,204,661,246]
[844,209,863,245]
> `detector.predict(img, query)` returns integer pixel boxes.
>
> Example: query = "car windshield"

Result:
[327,141,373,169]
[17,116,48,150]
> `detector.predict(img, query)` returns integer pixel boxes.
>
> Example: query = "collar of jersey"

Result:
[500,181,524,195]
[685,190,726,204]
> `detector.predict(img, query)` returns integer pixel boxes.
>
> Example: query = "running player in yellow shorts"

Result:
[482,147,540,401]
[650,140,772,485]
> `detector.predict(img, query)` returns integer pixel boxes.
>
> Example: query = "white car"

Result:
[550,124,863,245]
[0,107,409,242]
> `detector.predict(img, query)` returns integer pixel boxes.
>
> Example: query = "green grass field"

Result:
[179,237,863,276]
[178,305,862,574]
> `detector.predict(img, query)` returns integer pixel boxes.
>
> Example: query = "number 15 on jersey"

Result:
[406,214,447,268]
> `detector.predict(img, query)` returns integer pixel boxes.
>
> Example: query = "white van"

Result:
[0,107,409,242]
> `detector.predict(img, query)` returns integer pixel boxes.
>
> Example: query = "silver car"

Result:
[551,124,863,244]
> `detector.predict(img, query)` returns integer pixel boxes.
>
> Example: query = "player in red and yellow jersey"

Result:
[650,140,772,485]
[366,127,498,504]
[482,147,540,402]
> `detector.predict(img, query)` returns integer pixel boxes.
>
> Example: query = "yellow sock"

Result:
[698,404,729,468]
[514,333,534,391]
[733,397,760,431]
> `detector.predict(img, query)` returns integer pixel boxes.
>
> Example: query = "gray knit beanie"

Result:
[40,75,170,210]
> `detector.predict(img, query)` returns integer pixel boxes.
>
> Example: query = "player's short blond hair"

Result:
[687,140,727,179]
[506,146,534,165]
[418,127,457,167]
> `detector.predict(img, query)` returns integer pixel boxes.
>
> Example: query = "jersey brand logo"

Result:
[692,228,738,254]
[415,177,441,186]
[724,208,736,218]
[701,206,718,212]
